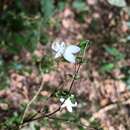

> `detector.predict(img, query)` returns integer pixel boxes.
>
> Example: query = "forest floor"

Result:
[0,0,130,130]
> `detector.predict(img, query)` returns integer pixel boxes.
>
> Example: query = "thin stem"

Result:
[19,65,44,128]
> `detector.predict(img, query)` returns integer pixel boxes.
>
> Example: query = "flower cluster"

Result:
[52,40,80,63]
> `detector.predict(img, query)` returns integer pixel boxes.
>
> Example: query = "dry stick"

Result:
[34,64,73,117]
[91,98,130,120]
[20,66,44,128]
[68,40,90,92]
[46,116,90,129]
[21,40,90,125]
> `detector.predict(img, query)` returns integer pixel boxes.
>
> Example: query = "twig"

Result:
[19,65,44,128]
[68,40,90,92]
[91,99,130,119]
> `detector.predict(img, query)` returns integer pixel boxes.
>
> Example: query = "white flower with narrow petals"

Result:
[52,40,80,63]
[60,97,77,112]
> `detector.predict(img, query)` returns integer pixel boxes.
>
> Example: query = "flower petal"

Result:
[66,105,73,112]
[66,45,80,54]
[52,41,60,52]
[61,103,66,108]
[60,98,65,102]
[63,53,76,63]
[54,51,62,58]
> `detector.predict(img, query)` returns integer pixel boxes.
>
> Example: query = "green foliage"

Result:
[104,46,125,60]
[0,0,55,54]
[1,112,21,130]
[72,0,89,23]
[54,90,72,99]
[72,0,88,12]
[77,40,90,64]
[107,0,127,7]
[127,22,130,29]
[89,19,102,33]
[121,66,130,89]
[90,119,103,130]
[127,35,130,41]
[41,0,54,20]
[79,40,90,52]
[39,55,54,73]
[127,7,130,16]
[101,63,114,73]
[57,1,66,11]
[100,45,125,73]
[0,5,39,53]
[0,57,10,90]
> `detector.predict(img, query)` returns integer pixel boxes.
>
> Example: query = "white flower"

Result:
[52,40,80,63]
[60,97,77,112]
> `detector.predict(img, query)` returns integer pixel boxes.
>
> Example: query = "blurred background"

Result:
[0,0,130,130]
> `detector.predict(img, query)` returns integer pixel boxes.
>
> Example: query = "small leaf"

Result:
[127,22,130,29]
[79,40,90,54]
[121,66,130,90]
[107,0,127,7]
[104,46,125,60]
[73,0,88,12]
[101,63,114,73]
[127,35,130,41]
[127,7,130,16]
[58,1,66,11]
[15,34,27,46]
[41,0,54,19]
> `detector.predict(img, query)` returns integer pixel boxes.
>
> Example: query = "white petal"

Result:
[63,53,76,63]
[61,42,65,48]
[52,41,65,52]
[66,105,73,112]
[65,99,72,106]
[66,45,80,54]
[61,103,66,108]
[54,51,62,58]
[60,98,65,102]
[52,41,60,52]
[63,45,80,63]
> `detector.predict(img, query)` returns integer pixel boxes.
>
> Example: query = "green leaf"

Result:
[121,66,130,89]
[73,0,88,12]
[28,31,39,51]
[41,0,54,19]
[107,0,127,7]
[127,7,130,16]
[127,22,130,29]
[79,40,90,54]
[58,1,66,11]
[127,35,130,41]
[10,62,23,70]
[78,126,86,130]
[14,34,27,46]
[104,46,125,60]
[101,63,114,73]
[40,55,54,73]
